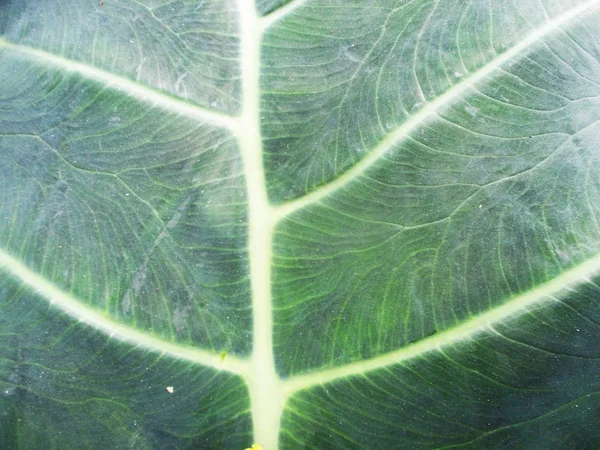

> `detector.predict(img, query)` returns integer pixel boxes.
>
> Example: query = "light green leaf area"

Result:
[2,0,600,449]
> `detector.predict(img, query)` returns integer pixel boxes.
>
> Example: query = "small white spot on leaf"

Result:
[465,104,478,118]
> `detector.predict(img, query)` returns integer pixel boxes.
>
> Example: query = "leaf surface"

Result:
[2,0,600,448]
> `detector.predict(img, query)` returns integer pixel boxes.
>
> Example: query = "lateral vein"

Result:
[259,0,309,30]
[0,248,250,376]
[0,39,238,130]
[281,251,600,395]
[271,0,600,222]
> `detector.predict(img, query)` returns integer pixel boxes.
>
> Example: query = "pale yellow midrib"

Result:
[0,39,237,130]
[237,2,286,450]
[0,248,250,375]
[271,0,600,222]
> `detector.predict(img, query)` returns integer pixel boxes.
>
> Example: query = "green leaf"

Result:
[2,0,600,448]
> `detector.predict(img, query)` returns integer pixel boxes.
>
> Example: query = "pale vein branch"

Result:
[0,247,250,375]
[271,0,600,223]
[259,0,310,31]
[0,39,238,130]
[281,251,600,395]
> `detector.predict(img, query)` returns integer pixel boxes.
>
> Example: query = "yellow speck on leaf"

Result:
[244,445,262,450]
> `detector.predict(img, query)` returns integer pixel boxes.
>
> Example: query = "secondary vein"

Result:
[271,0,600,223]
[259,0,310,31]
[0,39,238,130]
[0,247,250,375]
[281,250,600,395]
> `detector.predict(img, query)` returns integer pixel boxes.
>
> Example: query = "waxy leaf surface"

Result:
[2,0,600,448]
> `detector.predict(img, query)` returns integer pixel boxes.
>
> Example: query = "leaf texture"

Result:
[2,0,600,448]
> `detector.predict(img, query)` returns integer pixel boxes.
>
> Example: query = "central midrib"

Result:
[237,1,285,449]
[239,1,600,448]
